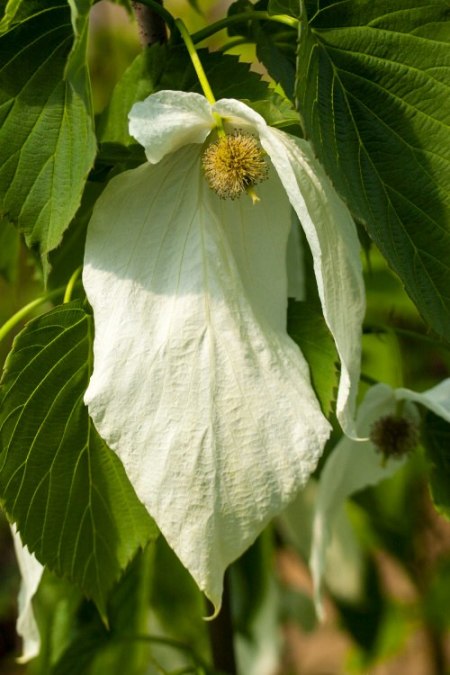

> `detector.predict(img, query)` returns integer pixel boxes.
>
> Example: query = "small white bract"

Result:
[83,91,365,611]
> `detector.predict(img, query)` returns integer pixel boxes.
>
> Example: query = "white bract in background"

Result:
[11,527,43,662]
[311,380,450,619]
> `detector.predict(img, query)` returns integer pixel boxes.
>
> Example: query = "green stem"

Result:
[364,324,450,351]
[175,19,225,136]
[360,372,379,387]
[192,11,298,44]
[176,19,216,104]
[63,267,82,303]
[217,37,251,53]
[0,287,65,344]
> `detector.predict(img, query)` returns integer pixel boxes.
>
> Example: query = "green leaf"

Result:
[99,45,271,145]
[255,23,296,98]
[230,531,273,634]
[287,298,338,416]
[0,302,157,617]
[245,97,302,134]
[0,3,96,272]
[269,0,301,17]
[228,0,297,97]
[0,218,20,282]
[297,0,450,340]
[423,410,450,520]
[48,181,105,289]
[66,0,93,82]
[150,537,207,653]
[31,570,84,674]
[0,0,44,30]
[51,548,155,675]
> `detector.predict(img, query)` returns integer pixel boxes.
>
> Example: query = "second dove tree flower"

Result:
[310,380,450,620]
[82,91,365,611]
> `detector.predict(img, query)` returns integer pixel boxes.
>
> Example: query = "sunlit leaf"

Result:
[0,3,96,272]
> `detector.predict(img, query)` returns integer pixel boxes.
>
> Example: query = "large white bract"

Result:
[83,91,365,610]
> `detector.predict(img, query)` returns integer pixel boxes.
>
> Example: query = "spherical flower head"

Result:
[370,414,420,460]
[202,131,268,200]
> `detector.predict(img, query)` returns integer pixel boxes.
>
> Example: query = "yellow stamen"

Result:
[246,186,260,204]
[202,132,268,201]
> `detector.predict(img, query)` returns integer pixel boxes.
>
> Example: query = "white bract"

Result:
[310,380,450,619]
[11,526,44,662]
[83,91,365,610]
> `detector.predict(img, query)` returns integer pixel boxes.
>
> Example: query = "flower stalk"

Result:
[175,19,225,137]
[0,288,64,344]
[192,11,298,45]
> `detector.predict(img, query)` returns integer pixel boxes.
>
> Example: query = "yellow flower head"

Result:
[202,132,268,200]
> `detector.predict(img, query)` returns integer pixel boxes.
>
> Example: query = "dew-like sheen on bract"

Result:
[202,132,268,199]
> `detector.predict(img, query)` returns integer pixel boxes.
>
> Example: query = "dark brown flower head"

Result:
[370,414,419,460]
[202,131,268,200]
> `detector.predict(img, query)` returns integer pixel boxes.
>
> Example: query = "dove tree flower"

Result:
[82,90,365,611]
[310,379,450,619]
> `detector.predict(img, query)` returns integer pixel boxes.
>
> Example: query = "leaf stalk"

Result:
[0,287,72,344]
[192,11,298,44]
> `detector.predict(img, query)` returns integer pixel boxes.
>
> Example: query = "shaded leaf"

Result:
[246,97,301,130]
[0,218,20,282]
[48,181,105,289]
[287,299,338,416]
[51,548,155,675]
[150,537,207,652]
[269,0,301,16]
[228,0,297,97]
[0,302,157,617]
